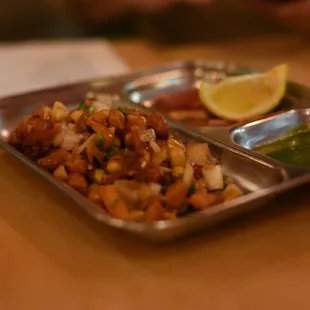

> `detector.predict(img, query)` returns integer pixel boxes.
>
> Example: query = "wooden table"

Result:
[2,35,310,310]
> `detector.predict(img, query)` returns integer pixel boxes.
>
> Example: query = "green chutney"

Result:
[253,125,310,168]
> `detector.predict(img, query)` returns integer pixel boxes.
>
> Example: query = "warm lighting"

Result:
[1,129,9,138]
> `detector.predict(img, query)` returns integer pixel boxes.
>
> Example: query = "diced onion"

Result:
[61,129,84,151]
[186,143,211,166]
[149,140,161,153]
[115,180,139,207]
[140,129,156,142]
[183,161,194,189]
[202,165,224,191]
[53,122,67,147]
[148,182,161,196]
[76,134,96,154]
[161,167,172,173]
[168,138,185,150]
[92,97,112,111]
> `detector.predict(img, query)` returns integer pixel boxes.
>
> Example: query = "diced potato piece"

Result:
[53,165,68,181]
[70,110,84,123]
[100,185,129,220]
[164,212,177,220]
[165,180,187,210]
[127,114,147,130]
[66,159,88,174]
[52,101,69,122]
[93,169,108,184]
[106,158,121,173]
[138,183,151,201]
[128,210,145,221]
[108,110,126,130]
[202,165,224,191]
[189,193,223,210]
[38,149,70,171]
[172,166,185,179]
[186,143,211,166]
[86,119,114,150]
[222,184,244,201]
[39,106,52,120]
[169,146,186,167]
[144,200,165,221]
[93,109,109,124]
[195,178,207,191]
[67,173,88,195]
[182,161,194,189]
[88,184,102,204]
[147,112,169,139]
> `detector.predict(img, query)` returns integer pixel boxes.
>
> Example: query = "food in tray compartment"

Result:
[8,99,244,222]
[151,64,288,126]
[254,124,310,168]
[152,89,234,127]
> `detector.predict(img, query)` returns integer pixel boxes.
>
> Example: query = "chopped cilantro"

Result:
[107,145,118,159]
[96,133,105,150]
[117,106,128,115]
[88,105,95,115]
[188,183,196,196]
[110,198,120,208]
[86,124,95,133]
[78,101,86,111]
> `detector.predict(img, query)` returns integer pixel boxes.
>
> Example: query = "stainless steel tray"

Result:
[1,59,310,242]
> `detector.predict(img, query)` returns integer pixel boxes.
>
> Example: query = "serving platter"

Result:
[1,60,310,242]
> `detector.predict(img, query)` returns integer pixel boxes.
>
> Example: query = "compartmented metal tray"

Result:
[1,60,310,242]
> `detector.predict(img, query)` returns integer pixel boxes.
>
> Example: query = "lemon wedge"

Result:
[199,64,288,121]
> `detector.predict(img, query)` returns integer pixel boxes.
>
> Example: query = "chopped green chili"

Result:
[78,101,86,111]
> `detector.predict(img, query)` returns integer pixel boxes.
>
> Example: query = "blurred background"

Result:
[0,0,289,44]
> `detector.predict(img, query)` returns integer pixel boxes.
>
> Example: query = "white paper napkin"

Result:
[0,39,129,98]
